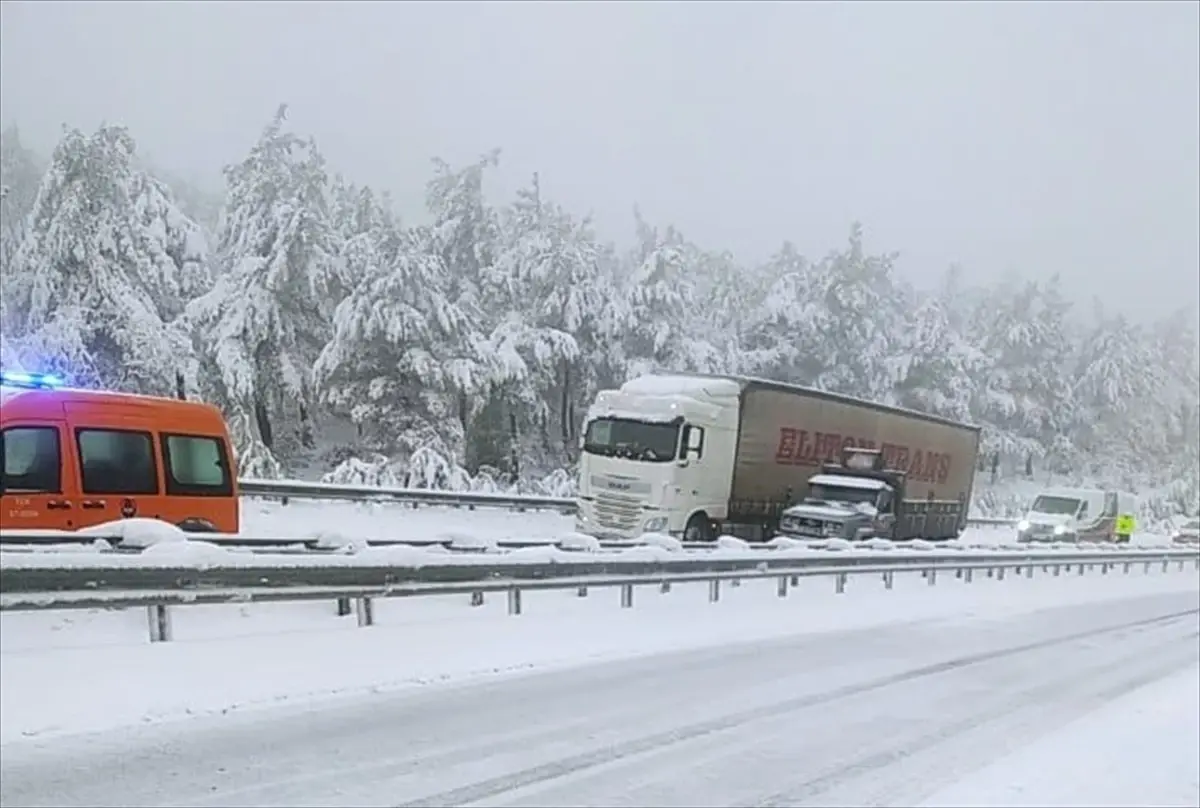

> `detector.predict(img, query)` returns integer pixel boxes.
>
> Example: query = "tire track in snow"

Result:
[395,607,1199,808]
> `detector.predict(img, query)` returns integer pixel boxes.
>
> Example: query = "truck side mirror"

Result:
[682,425,705,460]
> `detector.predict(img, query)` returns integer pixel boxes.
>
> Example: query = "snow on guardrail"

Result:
[236,477,1020,527]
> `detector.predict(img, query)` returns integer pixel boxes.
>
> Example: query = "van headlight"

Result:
[1017,519,1031,532]
[644,517,668,532]
[1054,524,1067,535]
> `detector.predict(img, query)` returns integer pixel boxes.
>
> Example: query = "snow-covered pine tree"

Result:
[485,173,629,470]
[805,223,904,400]
[0,125,44,274]
[893,289,987,423]
[619,210,713,378]
[186,105,342,477]
[742,241,829,383]
[313,199,481,479]
[2,124,202,396]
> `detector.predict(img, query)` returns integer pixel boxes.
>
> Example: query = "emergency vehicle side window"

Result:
[162,434,233,496]
[1,427,62,494]
[76,429,158,495]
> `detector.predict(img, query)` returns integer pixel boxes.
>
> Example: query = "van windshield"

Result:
[1031,495,1082,516]
[583,418,679,463]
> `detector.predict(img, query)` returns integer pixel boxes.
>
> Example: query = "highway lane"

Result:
[1,589,1197,808]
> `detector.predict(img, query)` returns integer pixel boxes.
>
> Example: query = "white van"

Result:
[1015,487,1138,543]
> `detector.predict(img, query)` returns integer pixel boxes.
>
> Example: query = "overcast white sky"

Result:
[1,1,1197,320]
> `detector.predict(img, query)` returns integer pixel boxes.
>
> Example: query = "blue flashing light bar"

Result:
[0,370,63,389]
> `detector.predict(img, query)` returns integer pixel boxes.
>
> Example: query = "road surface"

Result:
[2,590,1197,807]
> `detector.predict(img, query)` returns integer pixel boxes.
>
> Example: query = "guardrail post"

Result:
[708,579,721,603]
[1143,561,1151,574]
[507,587,523,615]
[1162,559,1169,573]
[355,597,374,627]
[620,583,634,608]
[964,567,973,583]
[1123,561,1131,574]
[577,586,588,597]
[955,568,963,580]
[731,578,742,588]
[1101,562,1108,575]
[147,604,172,643]
[1025,564,1033,579]
[470,591,484,607]
[986,568,994,579]
[660,581,672,594]
[1053,564,1061,577]
[883,570,894,590]
[790,575,799,587]
[336,597,352,616]
[927,569,937,586]
[1079,563,1086,576]
[835,572,847,594]
[997,566,1006,581]
[777,576,789,597]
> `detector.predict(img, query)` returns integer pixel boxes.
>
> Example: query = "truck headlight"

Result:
[823,522,842,536]
[1017,519,1031,532]
[644,517,668,533]
[780,518,798,533]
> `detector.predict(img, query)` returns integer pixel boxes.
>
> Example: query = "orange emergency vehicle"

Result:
[0,371,240,534]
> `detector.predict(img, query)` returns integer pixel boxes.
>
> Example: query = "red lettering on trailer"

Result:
[775,428,798,462]
[773,427,955,484]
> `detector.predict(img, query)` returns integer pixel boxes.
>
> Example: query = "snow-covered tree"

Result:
[484,174,626,470]
[2,124,201,396]
[0,126,44,273]
[186,105,342,473]
[313,216,478,468]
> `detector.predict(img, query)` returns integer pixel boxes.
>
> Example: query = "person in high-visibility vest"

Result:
[1115,513,1136,543]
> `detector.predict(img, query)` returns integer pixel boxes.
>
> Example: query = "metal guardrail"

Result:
[237,478,578,512]
[237,477,1020,527]
[0,528,1039,554]
[2,548,1196,643]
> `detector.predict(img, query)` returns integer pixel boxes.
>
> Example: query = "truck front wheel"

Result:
[684,512,716,542]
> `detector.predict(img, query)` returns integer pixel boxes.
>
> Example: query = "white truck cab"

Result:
[575,375,741,541]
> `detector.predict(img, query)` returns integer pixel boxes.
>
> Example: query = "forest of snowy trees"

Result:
[1,108,1197,519]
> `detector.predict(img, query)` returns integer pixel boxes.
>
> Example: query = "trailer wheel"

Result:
[684,512,716,542]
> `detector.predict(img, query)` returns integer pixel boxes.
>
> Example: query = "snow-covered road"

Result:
[2,586,1197,807]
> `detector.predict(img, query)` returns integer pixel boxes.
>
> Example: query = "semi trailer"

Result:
[575,373,982,542]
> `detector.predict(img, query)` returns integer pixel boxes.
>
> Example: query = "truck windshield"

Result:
[583,418,679,463]
[1031,495,1082,516]
[808,483,879,507]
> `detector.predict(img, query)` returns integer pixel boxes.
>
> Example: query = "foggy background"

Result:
[2,0,1196,321]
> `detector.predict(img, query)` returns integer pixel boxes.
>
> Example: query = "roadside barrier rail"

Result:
[2,547,1195,643]
[236,478,1021,526]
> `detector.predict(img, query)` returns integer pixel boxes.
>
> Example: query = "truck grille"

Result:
[781,516,832,537]
[594,493,642,533]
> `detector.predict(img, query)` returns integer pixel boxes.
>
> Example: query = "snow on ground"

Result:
[1,530,1186,572]
[1,584,1196,808]
[1,562,1195,745]
[921,663,1200,808]
[242,498,574,544]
